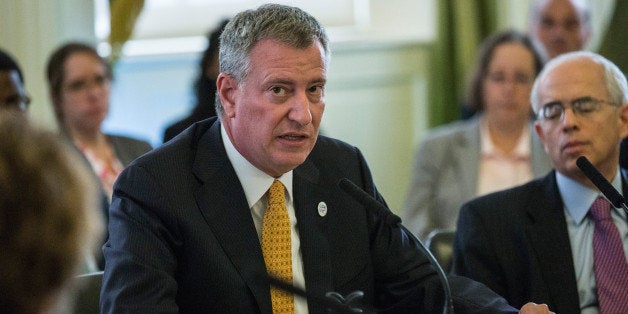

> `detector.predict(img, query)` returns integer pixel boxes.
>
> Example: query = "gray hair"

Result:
[530,51,628,114]
[215,4,330,116]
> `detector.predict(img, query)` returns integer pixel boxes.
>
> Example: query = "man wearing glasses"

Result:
[451,51,628,313]
[0,49,30,112]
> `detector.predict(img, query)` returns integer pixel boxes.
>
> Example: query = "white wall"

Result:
[322,41,429,211]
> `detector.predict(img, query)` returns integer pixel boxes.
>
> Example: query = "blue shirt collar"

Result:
[556,167,623,226]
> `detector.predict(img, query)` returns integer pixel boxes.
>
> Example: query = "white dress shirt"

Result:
[221,124,308,313]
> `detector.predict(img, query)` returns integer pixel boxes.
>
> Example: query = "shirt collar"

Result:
[221,124,293,208]
[557,167,623,225]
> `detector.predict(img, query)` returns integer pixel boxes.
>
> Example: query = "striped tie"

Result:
[589,196,628,313]
[261,180,294,313]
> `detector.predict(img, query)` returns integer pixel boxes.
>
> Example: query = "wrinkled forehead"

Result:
[537,59,606,101]
[533,0,586,22]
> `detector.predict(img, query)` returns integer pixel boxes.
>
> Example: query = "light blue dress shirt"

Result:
[556,168,628,314]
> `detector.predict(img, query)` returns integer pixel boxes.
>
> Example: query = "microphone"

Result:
[576,156,628,216]
[337,178,454,314]
[260,273,365,313]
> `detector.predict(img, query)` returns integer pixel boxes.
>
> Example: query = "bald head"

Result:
[528,0,591,61]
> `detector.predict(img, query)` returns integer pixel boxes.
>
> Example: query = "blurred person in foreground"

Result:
[163,19,229,142]
[452,51,628,313]
[100,4,552,314]
[0,113,102,313]
[528,0,591,62]
[0,49,30,114]
[401,31,552,239]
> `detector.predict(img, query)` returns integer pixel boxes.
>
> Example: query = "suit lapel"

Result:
[524,172,581,313]
[292,159,335,311]
[621,168,628,197]
[192,121,271,312]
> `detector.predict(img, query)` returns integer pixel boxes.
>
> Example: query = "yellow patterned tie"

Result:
[261,180,294,313]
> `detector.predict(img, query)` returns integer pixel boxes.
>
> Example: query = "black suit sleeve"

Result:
[367,212,517,313]
[366,208,517,313]
[451,200,510,301]
[100,165,180,313]
[345,148,517,313]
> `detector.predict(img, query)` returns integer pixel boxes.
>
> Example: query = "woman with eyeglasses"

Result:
[46,43,152,271]
[46,42,152,202]
[401,30,553,240]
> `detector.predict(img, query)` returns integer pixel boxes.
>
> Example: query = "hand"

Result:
[519,302,555,314]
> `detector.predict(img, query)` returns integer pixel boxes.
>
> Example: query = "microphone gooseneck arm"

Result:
[263,274,362,313]
[576,156,628,217]
[337,178,454,314]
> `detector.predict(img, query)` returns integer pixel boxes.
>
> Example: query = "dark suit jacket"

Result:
[101,117,517,313]
[88,134,151,269]
[452,170,627,313]
[107,134,153,166]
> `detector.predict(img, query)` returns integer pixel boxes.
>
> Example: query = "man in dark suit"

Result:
[0,49,30,113]
[527,0,591,62]
[100,4,553,313]
[452,51,628,313]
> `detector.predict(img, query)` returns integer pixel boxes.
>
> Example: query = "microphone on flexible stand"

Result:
[576,156,628,217]
[260,273,366,313]
[337,178,454,314]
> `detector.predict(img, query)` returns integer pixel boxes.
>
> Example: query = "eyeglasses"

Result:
[486,72,534,85]
[537,97,619,121]
[63,74,110,94]
[1,94,31,111]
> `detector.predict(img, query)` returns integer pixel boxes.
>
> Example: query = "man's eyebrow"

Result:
[541,99,562,106]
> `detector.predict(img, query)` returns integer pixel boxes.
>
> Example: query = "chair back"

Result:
[425,230,455,273]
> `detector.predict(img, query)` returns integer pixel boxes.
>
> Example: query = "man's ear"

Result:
[534,121,550,154]
[217,73,238,118]
[618,103,628,139]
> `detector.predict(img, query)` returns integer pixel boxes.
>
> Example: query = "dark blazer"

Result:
[62,134,150,270]
[101,117,517,313]
[107,134,153,166]
[88,134,151,269]
[452,170,627,313]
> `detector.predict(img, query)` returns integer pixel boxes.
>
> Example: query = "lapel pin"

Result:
[317,202,327,217]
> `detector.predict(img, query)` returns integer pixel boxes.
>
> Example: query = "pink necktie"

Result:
[589,197,628,313]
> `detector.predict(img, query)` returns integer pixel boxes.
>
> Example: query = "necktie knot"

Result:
[268,180,285,206]
[589,196,612,222]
